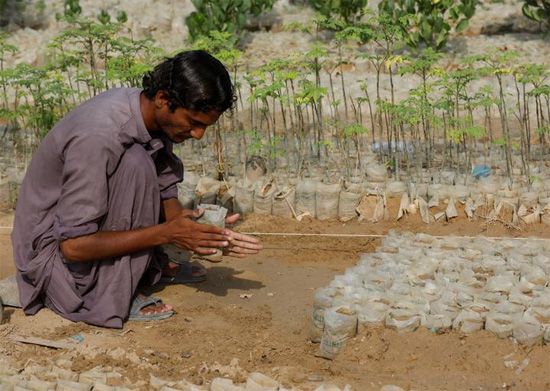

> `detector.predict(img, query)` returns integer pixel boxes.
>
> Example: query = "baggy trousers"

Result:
[36,144,164,328]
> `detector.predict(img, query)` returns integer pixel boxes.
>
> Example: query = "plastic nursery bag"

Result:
[311,287,336,343]
[195,204,228,262]
[197,204,228,227]
[319,306,357,360]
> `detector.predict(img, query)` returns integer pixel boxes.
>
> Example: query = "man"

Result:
[11,50,262,328]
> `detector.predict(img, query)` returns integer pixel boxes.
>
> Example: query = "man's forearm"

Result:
[163,198,185,222]
[60,223,171,263]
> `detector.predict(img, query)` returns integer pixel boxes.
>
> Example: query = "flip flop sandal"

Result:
[161,244,223,264]
[159,262,207,284]
[128,295,174,321]
[161,244,192,265]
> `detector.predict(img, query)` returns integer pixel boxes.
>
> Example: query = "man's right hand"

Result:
[164,209,232,255]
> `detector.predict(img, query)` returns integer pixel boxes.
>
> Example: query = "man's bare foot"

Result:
[136,294,173,316]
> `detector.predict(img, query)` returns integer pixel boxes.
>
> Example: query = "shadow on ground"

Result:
[149,265,265,297]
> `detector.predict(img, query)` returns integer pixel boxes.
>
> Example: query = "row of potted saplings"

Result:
[176,173,550,223]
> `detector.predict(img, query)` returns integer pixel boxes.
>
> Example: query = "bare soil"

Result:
[1,204,549,390]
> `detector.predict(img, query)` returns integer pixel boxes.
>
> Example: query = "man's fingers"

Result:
[195,231,231,242]
[196,240,229,248]
[224,213,240,225]
[229,239,263,251]
[226,230,261,244]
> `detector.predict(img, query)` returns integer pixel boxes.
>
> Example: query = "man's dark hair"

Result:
[142,50,235,113]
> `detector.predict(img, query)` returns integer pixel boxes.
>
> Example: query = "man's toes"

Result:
[140,303,172,315]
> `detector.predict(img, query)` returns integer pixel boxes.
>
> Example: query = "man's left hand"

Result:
[223,230,263,258]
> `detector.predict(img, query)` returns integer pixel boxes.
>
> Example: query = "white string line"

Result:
[242,232,386,238]
[241,232,550,242]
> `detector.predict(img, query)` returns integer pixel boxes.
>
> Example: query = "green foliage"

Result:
[58,0,82,21]
[343,123,368,138]
[185,0,275,43]
[308,0,368,25]
[530,84,550,98]
[191,31,242,68]
[522,0,550,30]
[464,125,485,139]
[379,0,478,49]
[0,0,547,172]
[468,49,520,78]
[400,47,443,77]
[294,80,327,105]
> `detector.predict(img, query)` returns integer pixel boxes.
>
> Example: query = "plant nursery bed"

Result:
[0,210,549,390]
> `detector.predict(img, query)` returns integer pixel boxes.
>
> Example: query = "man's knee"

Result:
[115,145,156,184]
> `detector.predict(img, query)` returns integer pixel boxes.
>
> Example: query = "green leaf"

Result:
[455,18,469,33]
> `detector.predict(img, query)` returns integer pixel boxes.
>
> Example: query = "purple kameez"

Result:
[11,88,183,328]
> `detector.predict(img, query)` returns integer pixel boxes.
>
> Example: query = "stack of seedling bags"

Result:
[176,161,550,226]
[310,231,550,359]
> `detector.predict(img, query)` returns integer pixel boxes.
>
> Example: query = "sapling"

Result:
[471,50,521,187]
[400,48,442,160]
[343,123,368,175]
[514,64,546,158]
[530,84,550,158]
[435,63,479,172]
[295,78,328,162]
[107,36,160,87]
[476,85,497,146]
[511,64,543,179]
[317,15,360,122]
[47,39,81,104]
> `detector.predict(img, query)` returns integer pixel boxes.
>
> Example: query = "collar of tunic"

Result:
[129,88,152,145]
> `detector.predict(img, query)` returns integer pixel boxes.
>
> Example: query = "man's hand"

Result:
[223,213,263,257]
[223,230,263,258]
[166,209,232,255]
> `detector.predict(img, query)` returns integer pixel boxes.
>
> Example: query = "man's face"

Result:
[154,92,221,143]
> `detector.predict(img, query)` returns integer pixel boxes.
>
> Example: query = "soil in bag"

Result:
[338,182,363,221]
[295,178,317,218]
[253,179,276,215]
[272,187,296,219]
[195,177,221,207]
[195,204,228,262]
[233,180,255,215]
[318,306,357,360]
[316,182,341,220]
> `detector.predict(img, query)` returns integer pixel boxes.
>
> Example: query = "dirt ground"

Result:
[1,203,550,390]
